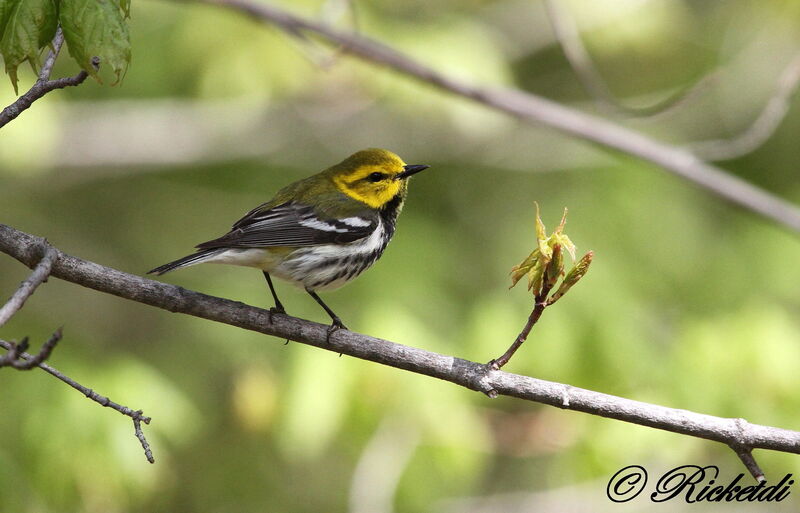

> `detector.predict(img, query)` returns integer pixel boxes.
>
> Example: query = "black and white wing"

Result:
[195,202,377,250]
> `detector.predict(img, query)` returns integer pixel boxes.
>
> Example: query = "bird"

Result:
[148,148,429,335]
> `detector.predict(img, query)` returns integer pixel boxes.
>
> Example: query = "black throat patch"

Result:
[380,192,405,237]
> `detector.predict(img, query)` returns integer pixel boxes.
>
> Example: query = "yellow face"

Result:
[331,149,408,208]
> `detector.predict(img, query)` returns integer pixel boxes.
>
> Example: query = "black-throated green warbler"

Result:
[149,148,429,334]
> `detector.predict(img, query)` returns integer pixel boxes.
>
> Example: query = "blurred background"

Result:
[1,0,800,511]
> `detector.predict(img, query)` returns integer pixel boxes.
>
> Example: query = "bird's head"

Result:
[328,148,429,208]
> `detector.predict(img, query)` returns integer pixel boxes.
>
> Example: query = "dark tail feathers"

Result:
[147,249,223,275]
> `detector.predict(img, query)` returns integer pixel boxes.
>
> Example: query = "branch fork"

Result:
[0,329,62,369]
[0,28,100,130]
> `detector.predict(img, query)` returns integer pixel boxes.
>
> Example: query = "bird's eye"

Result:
[367,172,385,182]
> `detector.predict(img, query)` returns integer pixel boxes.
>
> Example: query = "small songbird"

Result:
[148,148,429,334]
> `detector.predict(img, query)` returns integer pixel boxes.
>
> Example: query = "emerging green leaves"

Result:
[509,203,592,303]
[0,0,131,92]
[547,251,593,305]
[0,0,58,92]
[493,205,594,369]
[60,0,131,84]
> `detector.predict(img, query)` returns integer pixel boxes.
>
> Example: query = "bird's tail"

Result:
[147,248,225,275]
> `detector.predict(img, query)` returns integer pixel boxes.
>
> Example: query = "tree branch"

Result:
[0,329,61,369]
[489,270,556,370]
[1,223,798,479]
[0,334,155,463]
[39,27,66,81]
[184,0,800,234]
[0,28,95,130]
[0,246,58,327]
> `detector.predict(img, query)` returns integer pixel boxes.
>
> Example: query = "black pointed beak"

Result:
[397,164,429,179]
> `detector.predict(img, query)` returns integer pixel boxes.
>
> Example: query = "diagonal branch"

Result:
[0,27,95,130]
[0,333,155,463]
[184,0,800,234]
[0,246,58,327]
[1,223,797,480]
[489,269,556,370]
[39,26,66,81]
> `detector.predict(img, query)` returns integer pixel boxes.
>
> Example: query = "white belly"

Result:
[208,248,285,269]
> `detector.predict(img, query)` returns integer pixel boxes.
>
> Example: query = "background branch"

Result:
[1,223,797,480]
[187,0,800,234]
[543,0,715,118]
[688,53,800,161]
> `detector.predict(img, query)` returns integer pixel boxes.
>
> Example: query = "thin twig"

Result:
[0,29,97,130]
[688,53,800,161]
[0,332,154,463]
[0,247,58,327]
[0,72,91,129]
[39,27,66,81]
[0,338,24,367]
[732,445,766,482]
[544,0,715,118]
[133,412,155,463]
[1,224,798,479]
[731,418,767,482]
[0,329,62,369]
[186,0,800,234]
[489,284,553,370]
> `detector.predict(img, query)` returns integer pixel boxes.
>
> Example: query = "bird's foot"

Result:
[326,317,347,343]
[267,305,286,324]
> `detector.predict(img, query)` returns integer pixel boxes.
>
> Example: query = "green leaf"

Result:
[547,251,593,305]
[534,202,551,260]
[544,243,563,290]
[550,208,576,259]
[552,231,576,260]
[59,0,130,84]
[526,258,545,293]
[119,0,130,19]
[509,248,539,289]
[510,204,591,300]
[0,0,57,93]
[0,0,21,42]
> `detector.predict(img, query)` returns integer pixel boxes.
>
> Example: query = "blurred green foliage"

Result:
[0,0,131,91]
[2,0,800,511]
